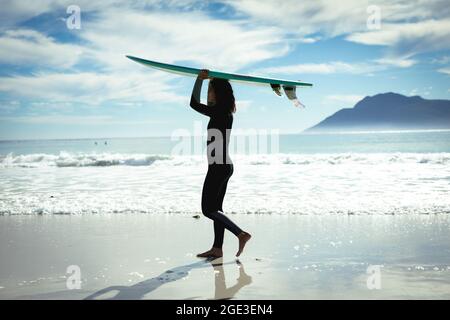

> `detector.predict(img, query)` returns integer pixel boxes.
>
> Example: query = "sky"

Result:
[0,0,449,140]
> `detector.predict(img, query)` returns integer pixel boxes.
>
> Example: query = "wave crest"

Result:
[1,152,450,168]
[0,152,172,168]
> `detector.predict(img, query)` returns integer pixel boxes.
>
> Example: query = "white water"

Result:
[1,152,449,215]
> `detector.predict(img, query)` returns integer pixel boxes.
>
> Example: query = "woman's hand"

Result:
[197,69,210,80]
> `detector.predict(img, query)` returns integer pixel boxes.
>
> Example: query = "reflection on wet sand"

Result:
[84,257,252,300]
[213,259,252,300]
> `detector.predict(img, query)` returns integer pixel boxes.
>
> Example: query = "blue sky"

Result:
[0,0,449,140]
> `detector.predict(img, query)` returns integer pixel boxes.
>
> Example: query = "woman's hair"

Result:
[210,78,236,113]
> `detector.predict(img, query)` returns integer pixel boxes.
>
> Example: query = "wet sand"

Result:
[0,214,449,299]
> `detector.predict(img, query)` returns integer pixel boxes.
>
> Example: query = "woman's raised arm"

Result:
[190,69,212,117]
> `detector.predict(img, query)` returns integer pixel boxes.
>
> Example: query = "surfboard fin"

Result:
[270,83,306,108]
[282,85,305,108]
[270,83,282,96]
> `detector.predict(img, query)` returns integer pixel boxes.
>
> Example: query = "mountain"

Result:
[305,92,450,132]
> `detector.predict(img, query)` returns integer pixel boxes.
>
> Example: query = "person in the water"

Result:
[190,69,251,258]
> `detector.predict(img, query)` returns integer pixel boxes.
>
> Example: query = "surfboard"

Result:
[126,55,313,107]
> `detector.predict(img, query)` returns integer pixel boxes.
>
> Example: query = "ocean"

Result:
[1,130,450,215]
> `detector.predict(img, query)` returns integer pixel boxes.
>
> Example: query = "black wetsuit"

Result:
[190,78,243,248]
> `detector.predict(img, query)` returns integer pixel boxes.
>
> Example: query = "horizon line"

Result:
[2,128,450,142]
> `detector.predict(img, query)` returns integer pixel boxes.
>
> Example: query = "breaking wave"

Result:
[1,152,450,168]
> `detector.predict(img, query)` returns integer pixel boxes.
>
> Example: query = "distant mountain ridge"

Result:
[305,92,450,132]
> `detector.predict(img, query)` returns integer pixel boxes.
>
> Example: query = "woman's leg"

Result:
[213,221,225,249]
[212,168,232,248]
[202,165,242,242]
[217,166,231,212]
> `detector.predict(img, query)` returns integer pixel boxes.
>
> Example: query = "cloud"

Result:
[432,56,450,64]
[0,71,185,106]
[0,2,293,113]
[0,0,205,29]
[409,88,419,96]
[0,0,58,29]
[438,67,450,75]
[346,20,450,59]
[374,58,416,68]
[225,0,450,65]
[81,8,290,72]
[225,0,450,35]
[408,86,435,96]
[0,2,291,72]
[297,37,319,44]
[3,1,450,72]
[224,0,368,37]
[254,56,422,76]
[0,114,165,125]
[0,29,83,68]
[255,61,386,75]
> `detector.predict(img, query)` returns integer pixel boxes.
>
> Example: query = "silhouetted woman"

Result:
[190,69,251,258]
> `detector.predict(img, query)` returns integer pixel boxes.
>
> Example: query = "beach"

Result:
[1,213,449,300]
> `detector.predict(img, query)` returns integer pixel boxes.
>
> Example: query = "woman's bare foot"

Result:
[236,232,251,257]
[196,247,223,258]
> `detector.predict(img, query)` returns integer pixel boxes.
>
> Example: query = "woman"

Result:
[190,69,251,258]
